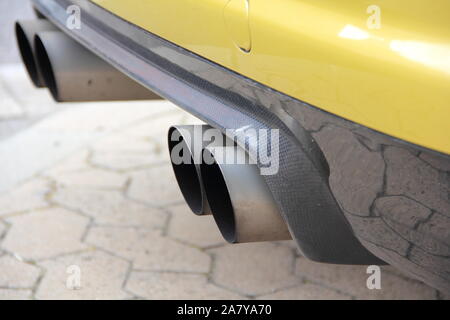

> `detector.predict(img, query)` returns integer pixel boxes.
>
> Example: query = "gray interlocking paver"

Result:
[167,204,225,248]
[257,283,351,300]
[126,271,243,300]
[91,150,166,171]
[0,179,50,216]
[2,207,89,260]
[86,226,211,273]
[0,255,41,288]
[127,165,184,207]
[0,289,32,300]
[209,243,299,296]
[44,149,91,179]
[52,187,167,228]
[53,168,128,189]
[36,250,130,300]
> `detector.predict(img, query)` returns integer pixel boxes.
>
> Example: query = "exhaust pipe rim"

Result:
[200,148,237,242]
[15,20,58,88]
[15,22,39,86]
[168,125,211,216]
[34,33,59,100]
[201,145,292,244]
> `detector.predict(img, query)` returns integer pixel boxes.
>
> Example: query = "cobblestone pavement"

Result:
[0,67,447,300]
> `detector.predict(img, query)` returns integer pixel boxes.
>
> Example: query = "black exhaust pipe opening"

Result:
[168,127,204,214]
[34,35,58,100]
[15,22,40,87]
[200,150,236,243]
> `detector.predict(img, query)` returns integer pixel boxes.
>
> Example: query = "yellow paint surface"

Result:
[94,0,450,154]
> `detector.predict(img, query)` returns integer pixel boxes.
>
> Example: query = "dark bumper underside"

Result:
[34,0,450,292]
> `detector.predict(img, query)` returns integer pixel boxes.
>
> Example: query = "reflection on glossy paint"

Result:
[338,25,370,41]
[390,40,450,75]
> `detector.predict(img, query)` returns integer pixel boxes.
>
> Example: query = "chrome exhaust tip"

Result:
[168,125,212,216]
[15,19,57,88]
[200,145,292,243]
[34,31,160,102]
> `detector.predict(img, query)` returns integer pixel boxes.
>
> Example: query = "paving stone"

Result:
[53,168,128,189]
[87,227,210,273]
[123,111,187,149]
[37,100,171,133]
[128,166,184,207]
[126,271,243,300]
[257,283,351,300]
[0,179,49,216]
[167,204,225,248]
[2,208,89,260]
[209,243,299,296]
[36,250,130,300]
[0,65,56,110]
[91,151,166,171]
[0,255,40,288]
[44,149,91,178]
[0,81,24,119]
[0,289,31,300]
[91,134,154,153]
[121,110,185,140]
[53,188,167,228]
[294,257,436,299]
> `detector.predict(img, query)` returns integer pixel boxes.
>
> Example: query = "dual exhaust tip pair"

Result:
[15,19,159,102]
[168,125,291,244]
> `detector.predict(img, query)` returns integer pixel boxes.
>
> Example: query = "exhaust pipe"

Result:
[168,125,212,215]
[15,20,58,87]
[34,31,160,102]
[200,144,292,243]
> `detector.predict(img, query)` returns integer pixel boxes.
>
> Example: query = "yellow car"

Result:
[17,0,449,293]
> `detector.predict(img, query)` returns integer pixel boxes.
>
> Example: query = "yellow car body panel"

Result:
[93,0,450,154]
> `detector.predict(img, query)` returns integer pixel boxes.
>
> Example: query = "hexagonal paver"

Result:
[36,250,130,300]
[127,166,184,207]
[209,243,299,296]
[121,111,185,141]
[0,289,32,300]
[0,179,49,216]
[44,149,90,179]
[294,257,436,299]
[53,188,167,228]
[2,208,89,260]
[126,271,243,300]
[91,150,167,171]
[167,204,225,248]
[257,283,351,300]
[87,226,210,273]
[92,134,154,153]
[53,168,127,189]
[0,255,41,288]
